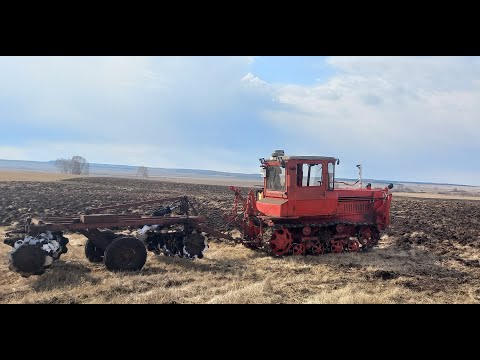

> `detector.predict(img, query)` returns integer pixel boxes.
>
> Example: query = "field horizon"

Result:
[1,158,478,188]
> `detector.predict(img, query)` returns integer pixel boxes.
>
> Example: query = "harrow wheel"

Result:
[311,243,325,255]
[331,240,344,254]
[85,239,105,263]
[347,239,360,252]
[9,245,46,277]
[292,243,306,256]
[104,236,147,272]
[269,228,293,256]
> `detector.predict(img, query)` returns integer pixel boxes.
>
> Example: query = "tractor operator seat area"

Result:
[266,165,285,191]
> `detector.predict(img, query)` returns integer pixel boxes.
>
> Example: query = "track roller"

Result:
[347,239,360,252]
[292,243,306,255]
[311,243,325,255]
[331,240,344,254]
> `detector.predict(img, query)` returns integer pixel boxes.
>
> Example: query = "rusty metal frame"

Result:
[15,193,236,245]
[27,215,205,234]
[85,197,185,213]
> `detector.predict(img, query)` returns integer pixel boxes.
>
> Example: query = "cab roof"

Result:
[276,155,337,162]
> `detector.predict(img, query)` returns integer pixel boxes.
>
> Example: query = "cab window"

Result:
[297,164,322,187]
[328,162,335,190]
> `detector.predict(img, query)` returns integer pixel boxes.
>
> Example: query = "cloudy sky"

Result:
[0,56,479,185]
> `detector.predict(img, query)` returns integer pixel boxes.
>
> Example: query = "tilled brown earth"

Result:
[0,177,233,231]
[0,177,479,303]
[388,197,480,265]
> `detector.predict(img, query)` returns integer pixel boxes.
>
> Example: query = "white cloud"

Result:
[258,57,480,179]
[242,72,267,87]
[0,56,260,140]
[0,56,273,172]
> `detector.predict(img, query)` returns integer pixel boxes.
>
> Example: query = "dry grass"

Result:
[1,228,478,304]
[0,171,80,182]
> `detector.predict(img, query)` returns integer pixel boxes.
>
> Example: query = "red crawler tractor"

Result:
[228,150,393,256]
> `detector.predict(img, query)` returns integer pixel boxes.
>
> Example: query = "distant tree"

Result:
[70,156,89,175]
[54,158,71,174]
[54,156,90,175]
[137,166,149,178]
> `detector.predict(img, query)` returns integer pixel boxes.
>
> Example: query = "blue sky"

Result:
[0,56,479,185]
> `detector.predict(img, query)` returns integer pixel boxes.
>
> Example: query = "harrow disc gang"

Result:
[6,231,69,277]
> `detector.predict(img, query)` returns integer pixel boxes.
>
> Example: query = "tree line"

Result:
[54,156,90,175]
[54,155,150,178]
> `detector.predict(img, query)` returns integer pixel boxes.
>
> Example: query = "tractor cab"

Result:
[257,150,339,218]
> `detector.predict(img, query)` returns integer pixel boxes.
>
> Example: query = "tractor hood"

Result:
[256,197,288,217]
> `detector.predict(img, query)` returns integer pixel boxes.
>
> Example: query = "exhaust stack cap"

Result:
[272,150,285,158]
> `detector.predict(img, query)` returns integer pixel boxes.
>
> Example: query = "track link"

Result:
[241,218,379,257]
